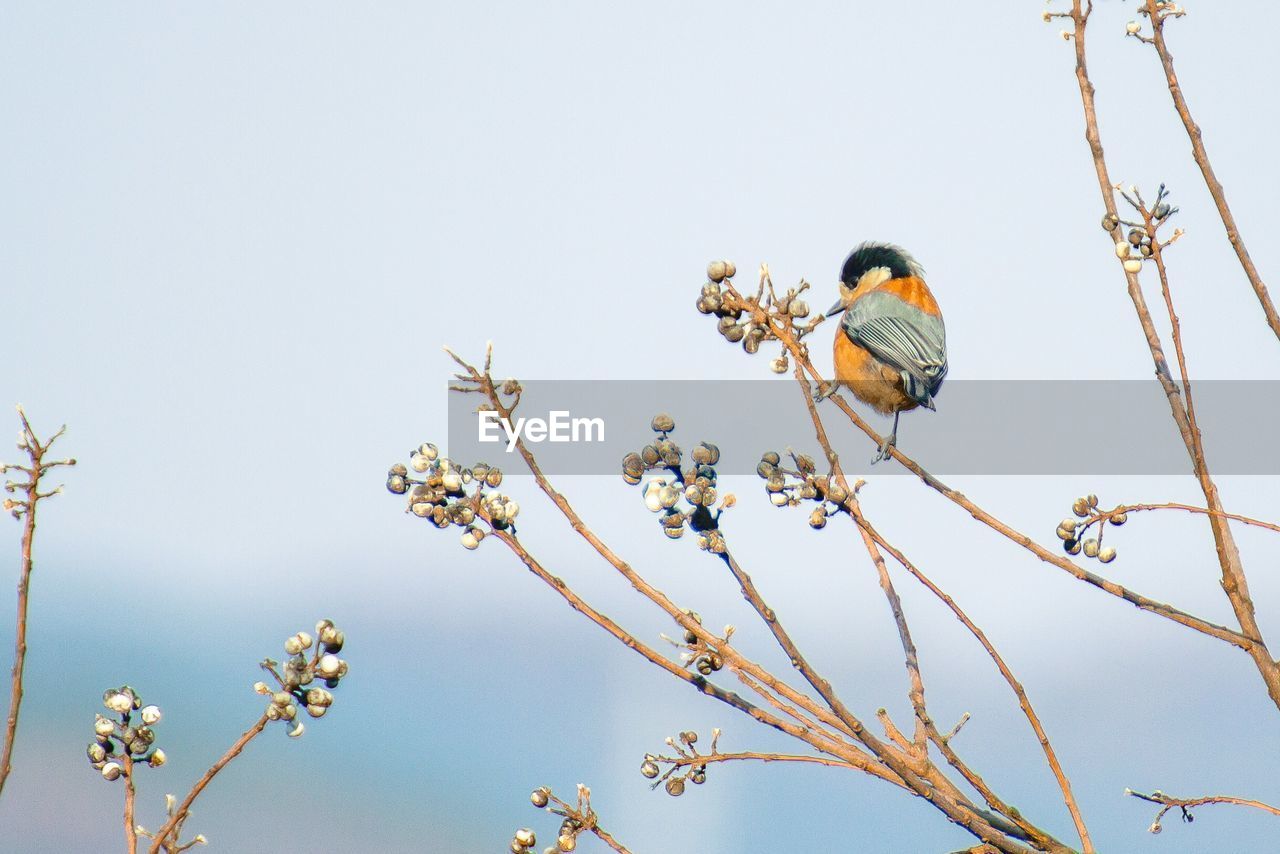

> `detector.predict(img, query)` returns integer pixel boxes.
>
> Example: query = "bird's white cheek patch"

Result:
[857,266,893,290]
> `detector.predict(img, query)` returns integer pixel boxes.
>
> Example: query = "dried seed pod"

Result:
[1102,212,1120,231]
[692,442,720,465]
[622,452,645,477]
[651,413,675,433]
[707,261,728,283]
[1098,546,1117,563]
[1123,258,1143,273]
[1083,538,1100,558]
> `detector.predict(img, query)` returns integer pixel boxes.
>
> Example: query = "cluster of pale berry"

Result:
[666,608,725,678]
[696,260,821,373]
[1054,494,1126,563]
[515,785,597,853]
[88,686,165,781]
[639,728,714,797]
[621,414,733,553]
[252,620,349,739]
[1103,184,1179,273]
[757,449,848,529]
[387,442,516,550]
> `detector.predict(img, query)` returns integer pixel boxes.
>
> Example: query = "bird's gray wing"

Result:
[842,290,948,406]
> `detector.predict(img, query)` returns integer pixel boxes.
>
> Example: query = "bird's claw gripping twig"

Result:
[870,433,897,465]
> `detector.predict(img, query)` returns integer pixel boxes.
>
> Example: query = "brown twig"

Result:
[856,511,1092,853]
[449,350,1045,853]
[1080,503,1280,536]
[123,754,138,854]
[1127,787,1280,831]
[488,527,870,768]
[717,282,1252,652]
[1065,0,1280,710]
[0,407,74,798]
[790,360,1091,853]
[147,714,269,854]
[541,786,633,854]
[1137,0,1280,343]
[656,749,860,772]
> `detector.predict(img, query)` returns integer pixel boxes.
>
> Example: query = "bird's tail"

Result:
[901,372,939,411]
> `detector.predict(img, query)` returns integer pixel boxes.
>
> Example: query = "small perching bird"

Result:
[818,241,948,464]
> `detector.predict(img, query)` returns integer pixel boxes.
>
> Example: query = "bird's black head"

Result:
[840,242,923,288]
[827,242,925,317]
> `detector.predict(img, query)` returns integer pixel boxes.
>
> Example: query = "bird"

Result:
[817,241,948,464]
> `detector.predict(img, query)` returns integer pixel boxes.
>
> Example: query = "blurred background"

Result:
[3,2,1279,851]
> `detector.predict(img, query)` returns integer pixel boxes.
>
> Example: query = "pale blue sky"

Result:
[3,2,1279,852]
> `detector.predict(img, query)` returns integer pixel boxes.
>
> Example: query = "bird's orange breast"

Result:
[833,332,918,415]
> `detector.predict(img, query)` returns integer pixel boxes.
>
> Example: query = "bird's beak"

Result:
[826,299,848,318]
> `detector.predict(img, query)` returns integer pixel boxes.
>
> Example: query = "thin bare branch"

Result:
[1080,503,1280,536]
[1127,786,1280,833]
[0,410,75,798]
[790,361,1091,854]
[453,350,1045,853]
[1137,0,1280,343]
[147,714,269,854]
[716,282,1252,652]
[123,754,138,854]
[1065,0,1280,710]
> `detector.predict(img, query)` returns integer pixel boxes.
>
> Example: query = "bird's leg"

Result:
[870,410,900,465]
[813,380,837,402]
